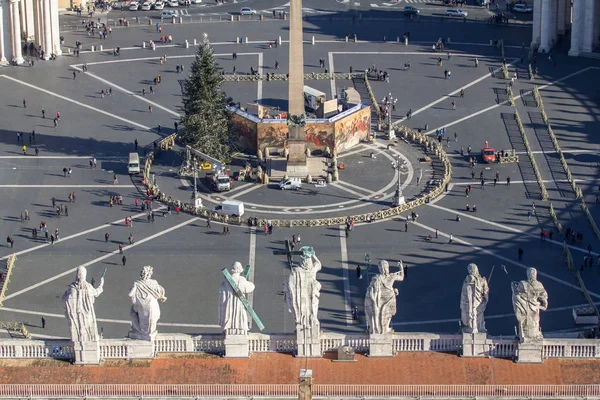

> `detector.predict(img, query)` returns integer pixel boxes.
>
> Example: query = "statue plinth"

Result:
[516,339,543,363]
[368,333,394,357]
[224,334,250,358]
[73,341,100,365]
[126,338,155,359]
[286,126,307,174]
[461,331,488,357]
[296,323,321,357]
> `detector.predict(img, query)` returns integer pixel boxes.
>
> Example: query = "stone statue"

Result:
[460,263,489,333]
[365,260,404,335]
[219,261,256,335]
[286,247,322,328]
[128,266,167,341]
[512,267,548,341]
[62,266,104,342]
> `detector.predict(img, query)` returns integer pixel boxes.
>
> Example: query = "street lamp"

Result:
[381,92,398,140]
[391,155,409,206]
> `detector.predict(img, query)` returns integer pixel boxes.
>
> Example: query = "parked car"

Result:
[512,4,533,12]
[178,0,190,5]
[167,0,179,6]
[141,1,152,10]
[403,5,420,15]
[190,0,202,3]
[445,8,468,17]
[128,1,140,10]
[153,1,164,9]
[159,9,175,17]
[239,7,256,15]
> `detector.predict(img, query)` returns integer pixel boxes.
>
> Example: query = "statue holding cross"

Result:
[219,261,259,335]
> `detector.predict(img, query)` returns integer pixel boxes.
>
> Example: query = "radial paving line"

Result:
[2,217,200,302]
[0,307,219,328]
[339,226,353,326]
[74,52,259,67]
[0,207,165,261]
[0,75,151,131]
[336,180,376,195]
[423,66,599,136]
[228,183,264,199]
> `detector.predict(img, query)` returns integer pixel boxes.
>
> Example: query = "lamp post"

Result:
[381,92,398,140]
[391,154,409,206]
[190,156,203,209]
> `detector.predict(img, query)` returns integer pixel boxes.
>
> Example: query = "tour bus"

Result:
[128,152,141,174]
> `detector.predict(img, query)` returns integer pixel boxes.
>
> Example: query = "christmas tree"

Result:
[180,33,231,163]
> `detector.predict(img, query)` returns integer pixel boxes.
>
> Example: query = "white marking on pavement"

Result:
[1,216,197,302]
[336,180,375,195]
[0,185,136,188]
[407,216,600,300]
[337,144,369,159]
[0,75,151,131]
[0,306,219,328]
[247,226,257,327]
[446,149,598,157]
[72,52,258,67]
[228,183,263,199]
[424,66,599,136]
[257,52,263,101]
[331,181,370,198]
[339,226,353,326]
[0,207,165,262]
[328,51,336,100]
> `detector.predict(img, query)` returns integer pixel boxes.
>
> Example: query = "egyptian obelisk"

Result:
[286,0,308,174]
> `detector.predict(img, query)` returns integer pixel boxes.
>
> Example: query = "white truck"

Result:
[128,152,140,174]
[214,200,244,217]
[206,172,231,192]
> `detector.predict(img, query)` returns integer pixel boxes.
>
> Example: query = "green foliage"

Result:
[180,34,231,163]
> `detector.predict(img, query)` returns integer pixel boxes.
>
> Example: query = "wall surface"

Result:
[230,112,258,153]
[333,105,370,153]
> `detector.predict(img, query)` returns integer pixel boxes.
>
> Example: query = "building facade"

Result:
[0,0,61,65]
[531,0,600,56]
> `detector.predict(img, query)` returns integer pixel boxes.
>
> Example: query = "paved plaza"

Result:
[0,5,600,344]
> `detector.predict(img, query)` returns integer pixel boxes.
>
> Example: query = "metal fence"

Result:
[0,384,598,398]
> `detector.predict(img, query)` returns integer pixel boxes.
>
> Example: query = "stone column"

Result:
[0,0,9,64]
[9,0,24,64]
[595,0,600,49]
[33,0,42,47]
[50,0,60,55]
[285,0,307,174]
[549,0,557,46]
[568,0,584,55]
[24,0,34,40]
[298,369,313,400]
[538,0,553,53]
[556,0,566,35]
[42,0,51,58]
[581,0,595,52]
[531,0,542,47]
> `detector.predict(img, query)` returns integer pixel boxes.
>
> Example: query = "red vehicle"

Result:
[481,142,496,163]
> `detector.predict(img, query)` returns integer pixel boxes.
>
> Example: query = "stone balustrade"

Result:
[1,333,597,362]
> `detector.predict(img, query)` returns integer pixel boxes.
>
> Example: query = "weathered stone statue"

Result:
[286,247,322,328]
[460,263,489,333]
[62,266,104,342]
[365,260,404,335]
[512,267,548,341]
[128,266,167,341]
[219,261,256,335]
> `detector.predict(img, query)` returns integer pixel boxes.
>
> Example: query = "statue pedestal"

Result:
[296,324,321,357]
[73,341,100,365]
[368,333,394,357]
[461,332,488,357]
[224,334,249,358]
[516,340,543,363]
[127,339,155,359]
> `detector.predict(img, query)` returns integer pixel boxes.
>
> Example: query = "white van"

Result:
[128,152,141,174]
[214,200,244,217]
[279,177,302,190]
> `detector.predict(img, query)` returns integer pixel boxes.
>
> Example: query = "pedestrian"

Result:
[23,99,26,108]
[134,139,138,151]
[435,229,439,238]
[41,317,46,329]
[452,100,456,110]
[148,103,152,113]
[405,221,408,232]
[352,306,358,320]
[129,232,134,244]
[518,248,523,261]
[105,232,110,242]
[41,108,45,118]
[63,167,68,177]
[507,176,511,185]
[122,254,127,266]
[6,235,14,248]
[454,132,458,142]
[206,217,211,228]
[494,177,497,187]
[460,88,464,98]
[119,243,123,254]
[449,233,453,243]
[528,211,532,221]
[50,234,55,245]
[356,265,361,279]
[24,209,29,220]
[65,206,68,217]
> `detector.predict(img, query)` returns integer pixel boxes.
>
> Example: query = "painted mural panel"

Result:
[257,122,288,151]
[231,113,258,153]
[334,106,371,153]
[305,122,334,152]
